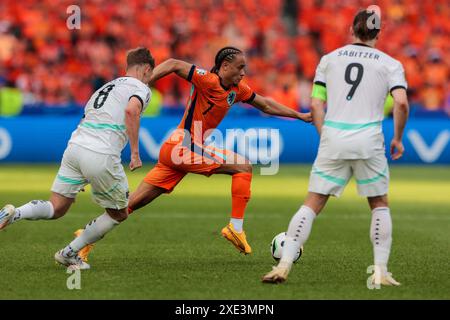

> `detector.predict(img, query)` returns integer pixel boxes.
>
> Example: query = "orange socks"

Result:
[231,172,252,219]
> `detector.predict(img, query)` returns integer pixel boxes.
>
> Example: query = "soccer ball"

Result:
[270,232,303,263]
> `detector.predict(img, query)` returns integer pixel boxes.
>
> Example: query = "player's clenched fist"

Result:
[298,112,312,123]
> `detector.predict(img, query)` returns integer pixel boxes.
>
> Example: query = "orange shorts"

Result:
[144,142,246,192]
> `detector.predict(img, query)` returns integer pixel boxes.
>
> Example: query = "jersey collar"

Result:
[352,42,373,48]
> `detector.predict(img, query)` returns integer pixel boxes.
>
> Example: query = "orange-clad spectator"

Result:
[271,84,299,111]
[445,85,450,116]
[0,0,447,114]
[424,56,448,87]
[404,64,423,93]
[420,84,446,111]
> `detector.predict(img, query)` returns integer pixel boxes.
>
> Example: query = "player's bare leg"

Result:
[214,162,253,254]
[128,181,166,212]
[262,192,329,283]
[367,195,400,286]
[1,192,74,230]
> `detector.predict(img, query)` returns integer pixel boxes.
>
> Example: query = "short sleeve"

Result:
[129,84,151,112]
[188,65,216,90]
[237,80,255,103]
[313,54,328,87]
[387,61,408,93]
[141,89,152,113]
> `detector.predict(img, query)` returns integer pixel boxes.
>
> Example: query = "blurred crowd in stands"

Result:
[0,0,448,117]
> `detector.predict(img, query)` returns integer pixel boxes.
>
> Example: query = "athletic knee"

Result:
[234,163,252,174]
[368,195,388,210]
[107,209,128,222]
[303,192,329,215]
[243,163,252,174]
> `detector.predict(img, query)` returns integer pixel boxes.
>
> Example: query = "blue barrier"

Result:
[0,116,448,164]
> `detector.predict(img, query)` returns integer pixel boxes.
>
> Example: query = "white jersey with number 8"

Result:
[69,77,151,157]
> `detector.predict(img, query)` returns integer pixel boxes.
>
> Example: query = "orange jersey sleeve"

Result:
[187,65,216,91]
[236,80,256,104]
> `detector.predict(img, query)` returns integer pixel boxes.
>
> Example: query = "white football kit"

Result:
[51,77,151,209]
[309,43,407,197]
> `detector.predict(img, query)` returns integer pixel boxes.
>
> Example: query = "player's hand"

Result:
[390,139,404,160]
[129,154,142,171]
[298,112,312,123]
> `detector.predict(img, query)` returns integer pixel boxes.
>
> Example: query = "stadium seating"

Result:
[0,0,448,117]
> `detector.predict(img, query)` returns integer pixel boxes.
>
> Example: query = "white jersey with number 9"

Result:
[314,43,407,159]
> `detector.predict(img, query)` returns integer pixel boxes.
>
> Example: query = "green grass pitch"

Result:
[0,164,449,299]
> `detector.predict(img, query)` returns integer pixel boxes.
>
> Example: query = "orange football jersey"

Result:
[166,65,255,145]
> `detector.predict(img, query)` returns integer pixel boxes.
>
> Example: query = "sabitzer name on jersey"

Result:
[338,49,380,60]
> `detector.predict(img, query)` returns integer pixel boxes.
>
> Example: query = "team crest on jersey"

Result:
[196,68,207,75]
[227,91,236,106]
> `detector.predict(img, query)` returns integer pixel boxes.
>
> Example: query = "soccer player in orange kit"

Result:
[77,46,311,260]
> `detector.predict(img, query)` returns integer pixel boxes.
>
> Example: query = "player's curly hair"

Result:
[210,47,243,74]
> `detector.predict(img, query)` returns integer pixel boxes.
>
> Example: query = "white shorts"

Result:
[308,153,389,197]
[51,144,129,209]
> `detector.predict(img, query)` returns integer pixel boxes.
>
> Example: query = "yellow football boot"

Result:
[221,223,252,254]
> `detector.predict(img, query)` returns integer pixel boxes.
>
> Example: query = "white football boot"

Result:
[262,262,292,284]
[0,204,15,231]
[369,265,400,286]
[55,250,90,270]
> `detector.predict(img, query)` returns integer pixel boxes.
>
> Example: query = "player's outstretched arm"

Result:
[249,94,312,122]
[310,97,326,135]
[390,88,409,160]
[125,97,143,171]
[149,59,193,85]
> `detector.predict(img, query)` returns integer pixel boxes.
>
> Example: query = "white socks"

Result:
[11,200,54,223]
[280,205,316,265]
[370,207,392,271]
[230,218,243,233]
[277,204,392,272]
[62,213,119,255]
